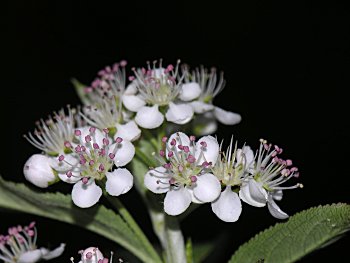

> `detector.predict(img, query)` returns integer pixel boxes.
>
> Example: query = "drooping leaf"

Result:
[229,204,350,263]
[0,176,162,263]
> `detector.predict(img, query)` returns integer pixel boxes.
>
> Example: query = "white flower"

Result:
[239,139,303,219]
[24,107,76,156]
[210,138,254,222]
[23,154,58,188]
[123,60,194,128]
[144,132,221,216]
[57,127,134,208]
[181,66,242,126]
[0,222,65,263]
[70,247,118,263]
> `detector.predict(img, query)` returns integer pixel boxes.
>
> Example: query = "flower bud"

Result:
[23,154,57,188]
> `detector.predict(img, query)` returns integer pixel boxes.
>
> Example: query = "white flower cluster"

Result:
[0,222,65,263]
[145,133,302,222]
[70,247,120,263]
[23,59,241,209]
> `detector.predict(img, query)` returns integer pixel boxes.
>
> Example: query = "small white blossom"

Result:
[239,139,303,219]
[55,127,134,208]
[181,66,241,134]
[144,132,221,216]
[123,60,194,129]
[70,246,120,263]
[0,222,65,263]
[210,138,254,222]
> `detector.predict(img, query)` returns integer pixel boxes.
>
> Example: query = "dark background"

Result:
[2,1,350,262]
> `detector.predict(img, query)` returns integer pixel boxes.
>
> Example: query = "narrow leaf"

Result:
[0,176,162,263]
[186,238,194,263]
[230,204,350,263]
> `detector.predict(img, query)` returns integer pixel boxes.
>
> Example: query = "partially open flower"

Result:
[239,139,303,219]
[144,132,221,216]
[123,60,194,128]
[181,65,242,128]
[24,107,76,156]
[0,222,65,263]
[70,247,118,263]
[56,127,134,208]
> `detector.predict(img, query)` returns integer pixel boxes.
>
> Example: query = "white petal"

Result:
[214,107,241,125]
[239,180,266,207]
[122,94,146,112]
[236,146,255,171]
[110,140,135,167]
[125,82,138,95]
[190,101,214,113]
[164,187,192,216]
[40,243,65,260]
[248,179,268,204]
[193,173,221,202]
[195,135,220,165]
[187,186,205,204]
[78,126,105,146]
[179,82,201,101]
[272,190,283,201]
[135,105,164,129]
[81,247,104,263]
[50,155,81,184]
[166,132,191,159]
[165,102,194,125]
[144,167,171,194]
[268,195,289,219]
[72,180,102,208]
[115,121,141,142]
[18,249,42,263]
[193,112,218,136]
[106,168,133,196]
[211,186,242,222]
[23,154,57,188]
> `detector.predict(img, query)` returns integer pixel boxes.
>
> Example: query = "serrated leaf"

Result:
[0,176,162,263]
[229,204,350,263]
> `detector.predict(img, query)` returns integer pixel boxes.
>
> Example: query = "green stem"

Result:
[104,194,162,263]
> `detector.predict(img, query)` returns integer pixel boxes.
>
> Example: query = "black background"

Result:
[2,1,350,262]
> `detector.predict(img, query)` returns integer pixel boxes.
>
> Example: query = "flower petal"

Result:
[190,101,214,113]
[248,179,268,204]
[214,106,241,125]
[18,249,42,263]
[268,194,289,219]
[193,173,221,202]
[195,135,220,165]
[179,82,201,101]
[72,180,102,208]
[81,247,104,263]
[122,94,146,112]
[110,140,135,167]
[211,186,242,222]
[125,82,138,95]
[106,168,133,196]
[115,121,141,142]
[165,102,194,125]
[187,186,205,204]
[23,154,57,188]
[50,155,81,184]
[272,190,283,201]
[164,187,192,216]
[40,243,65,260]
[135,105,164,129]
[144,167,171,194]
[239,180,266,207]
[166,132,191,159]
[78,126,105,146]
[236,146,255,171]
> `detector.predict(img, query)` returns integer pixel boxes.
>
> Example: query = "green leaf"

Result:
[0,176,162,263]
[71,78,91,105]
[229,204,350,263]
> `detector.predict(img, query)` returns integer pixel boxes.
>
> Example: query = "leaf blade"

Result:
[229,204,350,263]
